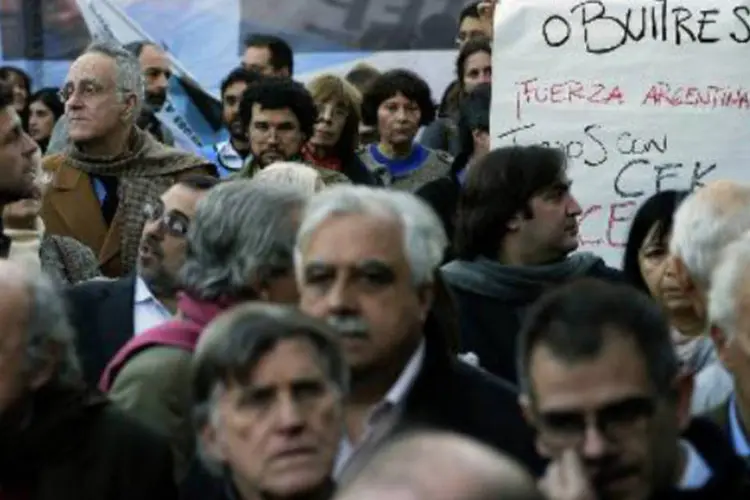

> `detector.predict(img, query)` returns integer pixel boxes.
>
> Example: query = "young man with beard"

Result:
[0,82,40,258]
[234,77,350,184]
[199,67,263,178]
[64,175,217,387]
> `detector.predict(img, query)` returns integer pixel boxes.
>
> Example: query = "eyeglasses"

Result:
[143,202,190,237]
[58,80,129,102]
[538,396,656,447]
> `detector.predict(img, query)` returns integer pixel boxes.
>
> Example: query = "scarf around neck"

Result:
[64,126,206,274]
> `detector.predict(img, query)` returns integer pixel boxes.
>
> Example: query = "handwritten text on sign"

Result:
[491,0,750,267]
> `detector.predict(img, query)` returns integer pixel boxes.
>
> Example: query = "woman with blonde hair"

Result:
[304,74,378,185]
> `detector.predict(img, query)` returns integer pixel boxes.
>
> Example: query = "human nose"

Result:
[579,419,609,460]
[276,394,305,432]
[567,195,582,217]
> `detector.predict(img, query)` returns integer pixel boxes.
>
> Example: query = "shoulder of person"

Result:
[41,152,69,172]
[428,148,454,166]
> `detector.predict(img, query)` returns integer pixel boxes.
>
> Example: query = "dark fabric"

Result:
[442,257,624,385]
[396,313,544,475]
[415,174,459,260]
[0,217,9,259]
[341,154,380,186]
[655,418,750,499]
[0,385,176,500]
[91,174,120,226]
[64,276,136,387]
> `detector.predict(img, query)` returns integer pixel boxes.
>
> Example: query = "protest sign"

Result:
[491,0,750,266]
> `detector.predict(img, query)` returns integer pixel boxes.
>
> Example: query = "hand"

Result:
[3,198,41,231]
[539,450,598,500]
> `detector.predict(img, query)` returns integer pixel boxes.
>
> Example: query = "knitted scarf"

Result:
[64,127,206,274]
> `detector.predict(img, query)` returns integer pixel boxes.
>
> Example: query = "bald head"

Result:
[335,431,542,500]
[670,181,750,290]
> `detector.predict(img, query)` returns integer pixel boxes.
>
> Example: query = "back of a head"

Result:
[336,430,541,500]
[454,145,566,260]
[516,278,678,397]
[252,161,325,195]
[670,180,750,288]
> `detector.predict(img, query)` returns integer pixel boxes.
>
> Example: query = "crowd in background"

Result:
[0,1,748,499]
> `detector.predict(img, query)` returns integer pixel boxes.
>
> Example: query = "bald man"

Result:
[0,261,177,499]
[335,430,542,500]
[668,180,750,412]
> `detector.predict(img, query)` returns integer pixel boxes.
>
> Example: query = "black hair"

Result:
[454,145,567,259]
[517,279,679,398]
[622,190,689,294]
[459,2,482,23]
[345,64,380,95]
[122,40,160,57]
[238,77,316,139]
[0,82,16,110]
[0,66,31,96]
[177,173,220,191]
[29,87,64,121]
[244,34,294,75]
[220,67,264,97]
[456,36,492,90]
[452,82,491,177]
[361,69,435,128]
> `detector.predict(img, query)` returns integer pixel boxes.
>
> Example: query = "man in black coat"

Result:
[442,145,623,386]
[0,261,176,499]
[65,175,217,386]
[295,185,543,477]
[519,279,749,500]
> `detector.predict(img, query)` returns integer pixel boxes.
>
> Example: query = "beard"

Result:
[145,90,167,111]
[227,119,248,142]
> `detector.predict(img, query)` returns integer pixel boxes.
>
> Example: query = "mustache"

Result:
[141,235,164,258]
[326,315,369,339]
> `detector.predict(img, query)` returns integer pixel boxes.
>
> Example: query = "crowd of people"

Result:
[0,1,748,499]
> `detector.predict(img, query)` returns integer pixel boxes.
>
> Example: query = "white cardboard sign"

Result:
[491,0,750,266]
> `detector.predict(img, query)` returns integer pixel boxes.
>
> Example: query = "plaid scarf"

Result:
[64,126,206,274]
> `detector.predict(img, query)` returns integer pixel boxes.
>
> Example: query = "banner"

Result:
[491,0,750,266]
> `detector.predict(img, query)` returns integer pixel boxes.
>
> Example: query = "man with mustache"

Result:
[519,279,750,500]
[199,67,263,178]
[295,185,542,477]
[234,77,348,184]
[65,174,217,387]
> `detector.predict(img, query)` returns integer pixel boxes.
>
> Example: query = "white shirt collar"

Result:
[677,439,713,490]
[729,396,750,457]
[383,340,425,407]
[134,276,159,304]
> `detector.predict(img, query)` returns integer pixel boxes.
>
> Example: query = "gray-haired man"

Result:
[0,261,176,500]
[186,303,345,500]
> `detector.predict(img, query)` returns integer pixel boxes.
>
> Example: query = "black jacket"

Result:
[0,385,176,500]
[65,276,137,386]
[657,418,750,499]
[442,255,624,385]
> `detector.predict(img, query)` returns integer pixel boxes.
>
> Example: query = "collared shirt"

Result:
[729,396,750,458]
[677,439,713,490]
[334,341,426,476]
[132,276,172,335]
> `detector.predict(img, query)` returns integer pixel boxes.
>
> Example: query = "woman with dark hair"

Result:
[28,87,65,153]
[623,189,732,413]
[416,83,491,258]
[420,37,492,157]
[0,66,31,128]
[358,69,451,191]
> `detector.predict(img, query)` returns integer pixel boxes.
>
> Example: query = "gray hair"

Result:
[295,185,447,286]
[252,162,325,195]
[192,302,348,473]
[84,40,145,120]
[708,231,750,339]
[25,271,82,388]
[179,180,306,301]
[670,182,750,289]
